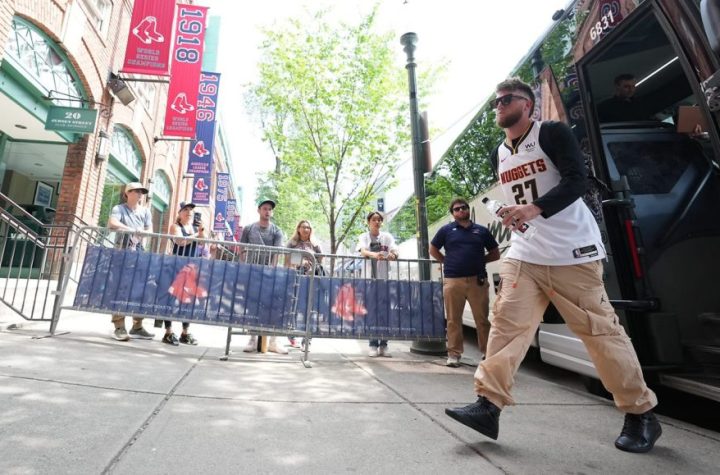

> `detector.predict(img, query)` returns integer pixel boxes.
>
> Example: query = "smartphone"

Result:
[193,212,202,228]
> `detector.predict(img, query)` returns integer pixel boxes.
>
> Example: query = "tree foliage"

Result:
[245,7,415,253]
[388,105,503,242]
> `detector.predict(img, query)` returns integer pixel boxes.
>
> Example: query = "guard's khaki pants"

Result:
[111,314,143,329]
[474,258,657,414]
[444,277,490,356]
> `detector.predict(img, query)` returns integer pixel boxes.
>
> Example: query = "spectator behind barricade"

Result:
[107,182,155,342]
[239,198,288,354]
[160,202,206,346]
[286,219,323,348]
[357,211,398,357]
[429,198,500,367]
[597,73,650,123]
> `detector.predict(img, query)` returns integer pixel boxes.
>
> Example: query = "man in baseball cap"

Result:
[107,181,154,342]
[257,198,276,209]
[240,197,287,354]
[124,182,149,195]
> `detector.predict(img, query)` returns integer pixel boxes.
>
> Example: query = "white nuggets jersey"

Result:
[496,121,605,265]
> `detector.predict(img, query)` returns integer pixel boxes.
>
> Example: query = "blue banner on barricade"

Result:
[72,246,445,339]
[294,275,445,339]
[74,246,297,329]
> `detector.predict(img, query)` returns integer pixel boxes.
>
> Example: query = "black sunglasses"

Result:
[491,94,529,109]
[452,205,469,213]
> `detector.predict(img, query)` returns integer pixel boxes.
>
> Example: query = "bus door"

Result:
[578,1,720,371]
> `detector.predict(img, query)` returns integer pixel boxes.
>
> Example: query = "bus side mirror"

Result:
[701,0,720,57]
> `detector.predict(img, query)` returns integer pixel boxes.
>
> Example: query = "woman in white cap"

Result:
[163,201,206,346]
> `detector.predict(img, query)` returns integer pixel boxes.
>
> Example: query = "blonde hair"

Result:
[288,220,318,247]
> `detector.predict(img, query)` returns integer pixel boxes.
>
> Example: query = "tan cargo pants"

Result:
[474,258,657,414]
[443,276,490,356]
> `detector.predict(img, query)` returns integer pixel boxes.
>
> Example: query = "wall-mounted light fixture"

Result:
[107,72,136,106]
[96,129,111,162]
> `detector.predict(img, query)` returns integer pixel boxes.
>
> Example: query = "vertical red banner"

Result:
[163,4,209,137]
[122,0,176,75]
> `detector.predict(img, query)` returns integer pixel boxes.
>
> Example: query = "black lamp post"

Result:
[400,32,446,356]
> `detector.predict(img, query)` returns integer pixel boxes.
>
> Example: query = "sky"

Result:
[197,0,567,225]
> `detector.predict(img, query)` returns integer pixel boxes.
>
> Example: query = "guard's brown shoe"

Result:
[615,411,662,453]
[445,396,501,440]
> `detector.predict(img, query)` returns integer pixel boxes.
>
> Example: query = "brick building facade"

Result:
[0,0,235,235]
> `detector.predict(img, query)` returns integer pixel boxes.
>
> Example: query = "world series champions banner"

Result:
[163,4,209,137]
[122,0,175,75]
[72,246,446,339]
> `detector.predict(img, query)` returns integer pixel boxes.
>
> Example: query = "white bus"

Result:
[406,0,720,401]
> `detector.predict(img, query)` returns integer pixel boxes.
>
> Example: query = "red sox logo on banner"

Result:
[163,4,209,137]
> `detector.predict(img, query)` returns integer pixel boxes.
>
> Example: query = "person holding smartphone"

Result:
[162,202,206,346]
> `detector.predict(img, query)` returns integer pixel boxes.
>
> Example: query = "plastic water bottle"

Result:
[482,197,537,240]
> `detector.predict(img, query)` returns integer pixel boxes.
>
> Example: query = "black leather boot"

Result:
[614,410,662,453]
[445,396,501,440]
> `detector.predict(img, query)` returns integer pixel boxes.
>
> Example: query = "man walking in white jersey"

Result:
[445,78,661,453]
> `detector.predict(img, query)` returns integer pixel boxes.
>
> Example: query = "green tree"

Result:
[389,105,503,242]
[439,105,503,198]
[246,7,424,253]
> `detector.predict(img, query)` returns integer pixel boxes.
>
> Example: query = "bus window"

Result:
[586,11,695,127]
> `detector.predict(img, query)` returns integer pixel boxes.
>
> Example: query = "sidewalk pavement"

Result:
[1,308,719,474]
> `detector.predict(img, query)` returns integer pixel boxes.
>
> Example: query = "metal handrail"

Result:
[0,192,46,229]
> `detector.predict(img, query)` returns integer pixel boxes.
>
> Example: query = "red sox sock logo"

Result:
[168,264,208,304]
[170,92,195,114]
[194,178,208,191]
[193,140,210,157]
[132,16,165,45]
[331,283,367,322]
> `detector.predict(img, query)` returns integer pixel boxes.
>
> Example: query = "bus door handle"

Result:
[610,299,659,311]
[602,198,633,208]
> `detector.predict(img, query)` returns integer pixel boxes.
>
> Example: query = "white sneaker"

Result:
[378,346,391,357]
[368,348,379,357]
[268,336,288,354]
[243,336,258,353]
[446,355,461,367]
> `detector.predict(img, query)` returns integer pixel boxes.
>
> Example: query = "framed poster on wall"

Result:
[34,181,53,207]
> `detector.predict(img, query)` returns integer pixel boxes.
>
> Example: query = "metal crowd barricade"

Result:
[0,196,73,325]
[51,227,446,367]
[51,227,318,355]
[291,252,446,364]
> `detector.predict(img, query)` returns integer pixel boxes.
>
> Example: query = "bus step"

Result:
[659,373,720,402]
[685,343,720,365]
[698,312,720,326]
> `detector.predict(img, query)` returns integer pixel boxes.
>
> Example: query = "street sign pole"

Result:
[401,32,446,356]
